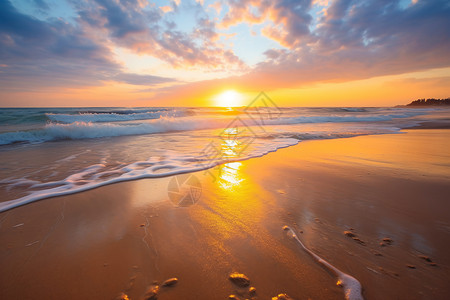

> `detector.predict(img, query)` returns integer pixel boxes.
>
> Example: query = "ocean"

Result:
[0,105,442,212]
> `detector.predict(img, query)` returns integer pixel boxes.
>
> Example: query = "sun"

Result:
[214,90,243,107]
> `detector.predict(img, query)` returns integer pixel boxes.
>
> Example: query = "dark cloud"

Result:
[112,73,176,85]
[0,0,175,91]
[273,0,313,45]
[32,0,49,10]
[0,0,112,88]
[92,0,151,38]
[0,1,52,40]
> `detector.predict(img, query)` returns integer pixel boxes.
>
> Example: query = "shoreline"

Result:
[1,129,450,299]
[406,120,450,129]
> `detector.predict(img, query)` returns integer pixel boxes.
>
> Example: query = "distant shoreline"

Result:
[405,98,450,106]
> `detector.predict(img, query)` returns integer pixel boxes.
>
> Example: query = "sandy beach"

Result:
[1,129,450,300]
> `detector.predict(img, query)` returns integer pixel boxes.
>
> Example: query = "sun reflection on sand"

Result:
[187,122,267,242]
[218,162,243,190]
[217,126,246,190]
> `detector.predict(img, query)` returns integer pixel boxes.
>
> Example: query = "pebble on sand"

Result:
[351,237,365,245]
[228,295,239,300]
[344,231,365,244]
[229,273,250,287]
[418,255,432,262]
[272,293,293,300]
[116,292,129,300]
[162,278,178,287]
[382,237,393,245]
[407,265,416,269]
[144,285,159,300]
[344,231,356,237]
[249,287,256,295]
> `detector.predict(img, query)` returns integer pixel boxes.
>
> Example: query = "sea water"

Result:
[0,106,442,212]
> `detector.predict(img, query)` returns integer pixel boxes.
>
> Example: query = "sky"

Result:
[0,0,449,107]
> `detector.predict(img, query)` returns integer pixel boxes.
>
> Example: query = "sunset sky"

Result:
[1,0,449,107]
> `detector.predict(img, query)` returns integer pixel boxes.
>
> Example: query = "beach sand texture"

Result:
[1,129,449,300]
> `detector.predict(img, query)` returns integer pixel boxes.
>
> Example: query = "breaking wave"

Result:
[0,111,423,146]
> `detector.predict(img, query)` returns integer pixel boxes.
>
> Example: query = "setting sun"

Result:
[213,90,243,107]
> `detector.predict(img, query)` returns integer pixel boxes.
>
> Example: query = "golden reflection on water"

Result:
[221,127,242,157]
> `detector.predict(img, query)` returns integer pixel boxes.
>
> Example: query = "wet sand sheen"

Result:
[1,129,450,300]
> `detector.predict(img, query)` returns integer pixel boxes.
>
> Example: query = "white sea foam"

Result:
[0,138,299,213]
[284,226,364,300]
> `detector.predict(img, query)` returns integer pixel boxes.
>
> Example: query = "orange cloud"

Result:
[160,6,173,13]
[208,1,222,15]
[219,1,313,48]
[260,24,290,48]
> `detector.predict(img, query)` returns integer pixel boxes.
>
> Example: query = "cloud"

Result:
[92,0,153,38]
[248,0,450,88]
[0,1,109,87]
[221,0,314,47]
[160,6,173,13]
[0,0,176,91]
[218,0,450,84]
[74,0,245,69]
[32,0,49,10]
[112,73,176,85]
[146,0,450,104]
[1,0,449,104]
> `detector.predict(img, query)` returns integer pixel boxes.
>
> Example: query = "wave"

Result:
[46,110,184,123]
[0,117,222,145]
[0,112,50,125]
[0,111,423,146]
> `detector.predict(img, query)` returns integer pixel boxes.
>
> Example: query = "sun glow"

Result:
[214,90,243,107]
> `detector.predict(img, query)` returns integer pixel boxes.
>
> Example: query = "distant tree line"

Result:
[407,98,450,106]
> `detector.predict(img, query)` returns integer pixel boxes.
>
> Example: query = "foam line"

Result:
[283,226,364,300]
[0,139,299,213]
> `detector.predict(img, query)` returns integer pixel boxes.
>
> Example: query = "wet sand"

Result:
[1,129,450,300]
